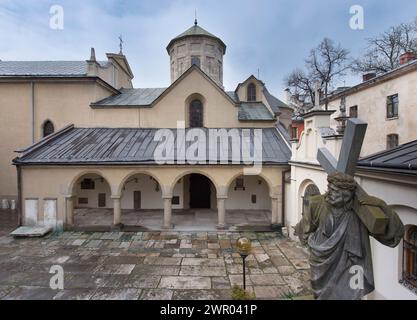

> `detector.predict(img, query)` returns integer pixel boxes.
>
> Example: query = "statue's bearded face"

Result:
[326,183,354,209]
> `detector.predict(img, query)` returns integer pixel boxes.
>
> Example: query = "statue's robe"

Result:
[295,194,404,300]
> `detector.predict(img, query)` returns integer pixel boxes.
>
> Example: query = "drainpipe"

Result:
[31,82,35,143]
[16,164,23,226]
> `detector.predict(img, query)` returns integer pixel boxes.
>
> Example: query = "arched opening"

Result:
[72,173,112,228]
[302,184,320,216]
[226,175,272,228]
[402,225,417,290]
[42,120,55,137]
[169,173,218,230]
[119,173,163,228]
[189,99,204,127]
[247,83,257,102]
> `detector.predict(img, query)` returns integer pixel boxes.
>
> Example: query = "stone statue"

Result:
[295,172,404,300]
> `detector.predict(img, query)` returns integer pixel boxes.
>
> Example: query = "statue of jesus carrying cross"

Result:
[295,118,404,300]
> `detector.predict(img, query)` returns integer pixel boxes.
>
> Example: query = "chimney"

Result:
[284,88,292,104]
[89,48,96,62]
[86,48,99,76]
[400,52,417,65]
[362,72,376,82]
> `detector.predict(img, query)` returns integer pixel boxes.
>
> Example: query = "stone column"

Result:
[217,196,227,229]
[271,195,283,228]
[163,196,173,229]
[112,195,122,226]
[65,195,75,230]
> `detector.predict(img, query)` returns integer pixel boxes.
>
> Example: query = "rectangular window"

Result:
[234,178,245,191]
[172,196,180,205]
[387,134,399,150]
[80,179,95,190]
[349,106,358,118]
[251,195,257,204]
[291,127,298,140]
[402,227,417,290]
[78,198,88,205]
[386,94,399,119]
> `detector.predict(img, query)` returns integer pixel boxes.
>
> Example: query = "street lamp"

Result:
[236,237,252,290]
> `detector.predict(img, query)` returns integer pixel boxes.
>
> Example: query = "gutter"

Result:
[31,82,35,144]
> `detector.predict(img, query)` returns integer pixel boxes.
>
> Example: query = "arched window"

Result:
[302,184,320,215]
[189,99,203,127]
[402,225,417,290]
[43,120,54,137]
[247,83,257,102]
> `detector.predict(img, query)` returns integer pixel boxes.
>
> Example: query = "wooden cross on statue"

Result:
[317,118,389,234]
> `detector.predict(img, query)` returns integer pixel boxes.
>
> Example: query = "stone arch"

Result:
[170,169,219,196]
[298,179,321,218]
[225,172,274,197]
[117,170,165,196]
[225,174,272,211]
[68,170,114,196]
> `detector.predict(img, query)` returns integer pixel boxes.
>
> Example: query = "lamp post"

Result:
[236,237,252,290]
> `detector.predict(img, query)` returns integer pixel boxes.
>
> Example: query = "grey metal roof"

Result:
[276,123,291,143]
[226,91,240,103]
[358,139,417,173]
[263,87,290,114]
[239,103,275,121]
[167,24,226,53]
[15,127,291,165]
[92,88,167,107]
[0,61,108,77]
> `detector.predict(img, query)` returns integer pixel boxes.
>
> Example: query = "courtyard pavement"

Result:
[0,228,312,300]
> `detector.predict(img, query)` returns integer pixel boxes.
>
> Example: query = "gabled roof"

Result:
[235,75,290,115]
[167,24,226,53]
[238,102,275,121]
[358,139,417,174]
[92,65,238,108]
[0,61,107,77]
[14,127,291,166]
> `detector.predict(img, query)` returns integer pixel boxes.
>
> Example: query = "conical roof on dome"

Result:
[167,23,226,53]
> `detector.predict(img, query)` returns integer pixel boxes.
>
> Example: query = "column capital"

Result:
[217,195,228,200]
[64,195,76,199]
[162,195,173,200]
[111,195,121,200]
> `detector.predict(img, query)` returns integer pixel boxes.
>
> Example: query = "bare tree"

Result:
[285,38,350,111]
[353,18,417,74]
[306,38,350,110]
[284,68,317,111]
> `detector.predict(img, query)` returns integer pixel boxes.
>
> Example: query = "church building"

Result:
[5,21,292,232]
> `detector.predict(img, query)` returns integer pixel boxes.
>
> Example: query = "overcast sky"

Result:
[1,0,417,99]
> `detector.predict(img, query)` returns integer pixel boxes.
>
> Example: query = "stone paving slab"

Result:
[0,231,312,300]
[159,276,211,290]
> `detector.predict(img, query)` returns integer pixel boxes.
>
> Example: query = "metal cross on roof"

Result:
[317,118,388,234]
[119,35,124,54]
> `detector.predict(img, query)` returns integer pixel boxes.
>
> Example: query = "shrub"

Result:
[231,285,255,300]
